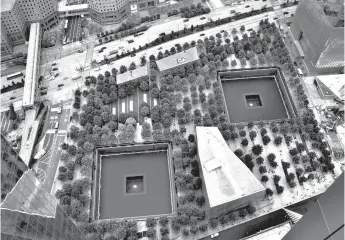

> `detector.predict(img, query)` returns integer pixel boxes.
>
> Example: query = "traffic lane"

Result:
[202,209,288,240]
[43,135,65,192]
[43,133,55,149]
[47,111,60,129]
[59,109,70,131]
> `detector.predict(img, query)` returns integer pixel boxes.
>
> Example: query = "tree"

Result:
[249,130,257,141]
[261,175,269,183]
[234,149,244,158]
[266,188,274,197]
[209,219,218,229]
[252,144,263,155]
[241,138,249,146]
[240,25,245,32]
[274,136,283,145]
[262,135,271,145]
[231,60,237,66]
[276,185,284,194]
[239,130,247,137]
[146,217,157,228]
[141,122,152,139]
[259,165,267,174]
[67,145,77,156]
[273,174,281,184]
[159,216,169,227]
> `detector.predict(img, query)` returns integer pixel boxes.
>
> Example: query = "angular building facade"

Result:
[0,0,58,57]
[88,0,130,25]
[196,127,266,218]
[290,0,344,73]
[1,135,86,240]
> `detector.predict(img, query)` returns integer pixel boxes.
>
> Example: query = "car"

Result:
[200,17,206,20]
[54,73,59,77]
[127,39,134,43]
[40,87,47,90]
[284,12,289,15]
[41,91,47,95]
[245,5,250,8]
[230,10,236,14]
[52,63,57,66]
[10,96,16,100]
[211,233,219,239]
[294,61,298,66]
[52,67,58,71]
[159,32,166,37]
[78,49,83,53]
[262,0,267,1]
[98,49,104,53]
[273,17,278,20]
[247,28,253,31]
[158,47,163,50]
[58,84,64,88]
[200,33,205,36]
[130,53,136,57]
[101,47,107,50]
[183,19,189,22]
[220,30,225,33]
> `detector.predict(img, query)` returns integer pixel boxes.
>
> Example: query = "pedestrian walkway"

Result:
[37,168,46,184]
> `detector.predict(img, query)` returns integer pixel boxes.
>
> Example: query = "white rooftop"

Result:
[196,127,265,208]
[316,74,345,100]
[156,47,199,72]
[1,0,16,12]
[116,66,148,85]
[22,23,40,108]
[58,0,88,12]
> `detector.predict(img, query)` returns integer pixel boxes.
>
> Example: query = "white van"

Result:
[54,122,59,129]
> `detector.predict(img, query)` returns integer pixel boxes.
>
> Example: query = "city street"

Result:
[36,103,71,192]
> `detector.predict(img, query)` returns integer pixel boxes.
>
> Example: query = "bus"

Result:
[6,72,24,81]
[34,149,46,160]
[64,19,69,30]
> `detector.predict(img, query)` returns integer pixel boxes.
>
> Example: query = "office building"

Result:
[290,0,344,73]
[0,0,58,56]
[1,135,87,240]
[129,0,157,14]
[88,0,130,25]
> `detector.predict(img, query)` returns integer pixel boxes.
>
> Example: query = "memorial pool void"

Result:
[219,67,297,123]
[94,143,175,220]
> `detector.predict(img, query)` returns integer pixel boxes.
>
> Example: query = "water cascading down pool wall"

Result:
[92,142,176,220]
[218,67,298,124]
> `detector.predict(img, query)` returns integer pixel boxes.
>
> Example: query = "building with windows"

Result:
[88,0,130,25]
[0,0,58,56]
[1,23,13,57]
[129,0,157,14]
[290,0,344,73]
[1,135,87,240]
[196,127,266,218]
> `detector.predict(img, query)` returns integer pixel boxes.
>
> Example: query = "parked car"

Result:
[54,73,59,77]
[52,63,57,66]
[159,32,166,37]
[58,84,64,88]
[52,67,58,71]
[245,5,250,8]
[40,87,47,90]
[98,49,104,53]
[127,39,134,43]
[230,10,236,14]
[284,11,289,15]
[220,30,225,33]
[158,47,163,50]
[247,28,253,31]
[41,91,47,95]
[78,49,83,53]
[130,53,136,57]
[274,17,278,20]
[183,19,189,22]
[10,96,16,100]
[200,17,206,20]
[200,33,205,36]
[101,47,107,50]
